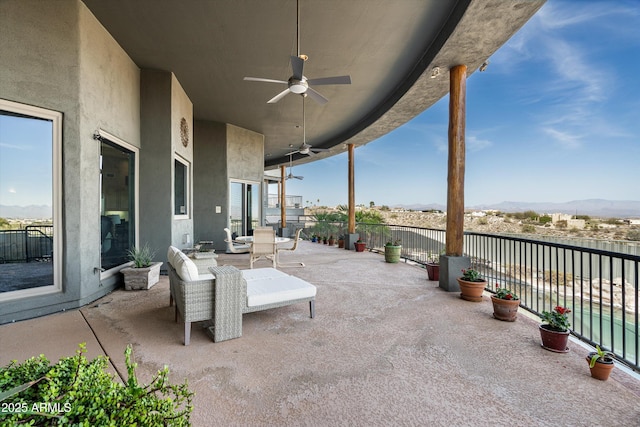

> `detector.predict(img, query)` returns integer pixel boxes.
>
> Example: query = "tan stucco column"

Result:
[441,64,471,291]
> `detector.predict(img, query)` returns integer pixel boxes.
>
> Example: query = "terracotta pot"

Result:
[426,263,439,281]
[338,239,345,248]
[586,354,615,380]
[491,295,520,321]
[354,242,366,252]
[539,324,570,353]
[456,278,486,302]
[328,239,335,246]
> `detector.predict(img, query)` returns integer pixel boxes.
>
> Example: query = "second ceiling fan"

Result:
[244,0,352,105]
[287,95,329,157]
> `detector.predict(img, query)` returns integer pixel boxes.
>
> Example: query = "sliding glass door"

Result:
[229,181,260,237]
[100,139,135,271]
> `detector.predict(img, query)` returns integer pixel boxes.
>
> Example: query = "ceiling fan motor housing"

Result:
[288,77,308,94]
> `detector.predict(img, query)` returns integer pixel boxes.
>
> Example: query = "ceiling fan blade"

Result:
[285,150,300,156]
[267,88,292,104]
[290,56,305,80]
[244,77,288,84]
[307,75,352,86]
[305,87,328,105]
[311,148,330,152]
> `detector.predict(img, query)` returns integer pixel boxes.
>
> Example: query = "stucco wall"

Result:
[193,121,228,250]
[140,71,194,264]
[0,0,140,322]
[170,75,194,251]
[227,124,264,182]
[77,4,140,303]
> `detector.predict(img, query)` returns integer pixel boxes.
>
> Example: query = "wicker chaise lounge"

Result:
[207,266,316,342]
[167,246,316,345]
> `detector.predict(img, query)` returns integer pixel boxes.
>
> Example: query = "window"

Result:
[174,157,189,217]
[0,99,62,300]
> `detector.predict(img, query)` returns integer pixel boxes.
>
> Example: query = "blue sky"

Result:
[285,0,640,208]
[0,115,52,207]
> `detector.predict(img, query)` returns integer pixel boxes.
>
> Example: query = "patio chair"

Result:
[223,227,250,254]
[276,228,305,267]
[249,227,277,268]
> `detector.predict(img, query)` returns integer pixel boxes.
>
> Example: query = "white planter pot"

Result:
[121,262,162,290]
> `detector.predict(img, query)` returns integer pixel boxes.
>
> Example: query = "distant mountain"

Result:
[395,199,640,218]
[394,203,446,212]
[0,205,52,219]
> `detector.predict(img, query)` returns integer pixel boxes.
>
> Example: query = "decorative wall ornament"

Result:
[180,117,189,147]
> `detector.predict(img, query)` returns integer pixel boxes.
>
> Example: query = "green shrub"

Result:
[626,229,640,241]
[539,215,552,225]
[0,344,193,426]
[521,224,536,233]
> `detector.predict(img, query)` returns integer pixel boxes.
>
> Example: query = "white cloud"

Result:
[542,127,582,149]
[0,142,30,150]
[466,135,492,152]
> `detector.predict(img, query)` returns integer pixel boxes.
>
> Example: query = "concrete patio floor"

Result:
[1,241,639,426]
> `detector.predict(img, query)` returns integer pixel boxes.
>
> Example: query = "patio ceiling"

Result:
[81,0,545,169]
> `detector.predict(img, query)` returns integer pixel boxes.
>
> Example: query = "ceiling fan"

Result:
[286,95,330,157]
[243,0,351,105]
[286,153,304,180]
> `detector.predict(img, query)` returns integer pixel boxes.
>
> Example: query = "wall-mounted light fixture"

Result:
[430,67,440,78]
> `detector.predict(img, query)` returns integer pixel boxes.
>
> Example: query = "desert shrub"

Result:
[555,220,568,229]
[626,229,640,241]
[0,344,193,426]
[539,215,552,225]
[477,217,488,225]
[521,224,536,233]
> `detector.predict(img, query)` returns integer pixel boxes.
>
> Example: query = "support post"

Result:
[346,144,358,249]
[280,165,287,236]
[441,64,469,291]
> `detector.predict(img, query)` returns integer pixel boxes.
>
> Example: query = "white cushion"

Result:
[245,275,316,307]
[241,268,289,281]
[167,246,180,267]
[174,251,199,282]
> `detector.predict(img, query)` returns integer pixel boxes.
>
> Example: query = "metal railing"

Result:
[303,221,640,372]
[267,194,303,209]
[0,225,53,263]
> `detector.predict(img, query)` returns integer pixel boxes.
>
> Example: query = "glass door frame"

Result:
[229,179,261,237]
[96,129,139,279]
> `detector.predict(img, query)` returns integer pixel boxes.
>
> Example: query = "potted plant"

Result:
[384,239,401,263]
[337,234,345,248]
[354,239,366,252]
[328,235,335,246]
[121,244,162,290]
[426,252,441,281]
[586,345,615,380]
[539,305,571,353]
[457,268,486,302]
[491,286,520,321]
[323,236,328,244]
[311,234,318,243]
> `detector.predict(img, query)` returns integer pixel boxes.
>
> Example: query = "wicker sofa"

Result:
[167,246,316,345]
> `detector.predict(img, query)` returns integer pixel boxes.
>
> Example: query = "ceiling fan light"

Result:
[299,147,310,154]
[290,84,307,94]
